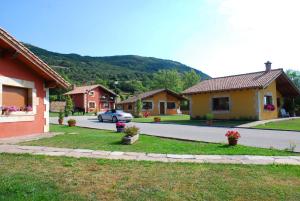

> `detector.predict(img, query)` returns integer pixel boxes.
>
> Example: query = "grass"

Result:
[255,118,300,131]
[1,153,300,201]
[133,115,251,127]
[20,125,299,156]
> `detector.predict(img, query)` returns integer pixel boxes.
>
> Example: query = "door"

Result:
[160,102,165,115]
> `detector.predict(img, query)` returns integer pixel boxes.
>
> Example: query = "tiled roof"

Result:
[65,84,117,96]
[182,69,284,95]
[118,88,186,104]
[0,27,70,88]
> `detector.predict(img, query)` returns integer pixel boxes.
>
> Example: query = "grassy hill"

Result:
[25,44,209,82]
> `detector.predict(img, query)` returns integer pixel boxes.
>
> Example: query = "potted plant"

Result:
[225,130,241,146]
[205,113,214,126]
[67,119,76,127]
[58,110,64,125]
[116,122,126,132]
[154,117,161,122]
[1,106,18,115]
[24,105,33,112]
[264,104,275,111]
[122,126,140,145]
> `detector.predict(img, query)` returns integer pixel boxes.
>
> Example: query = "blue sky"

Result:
[1,0,299,76]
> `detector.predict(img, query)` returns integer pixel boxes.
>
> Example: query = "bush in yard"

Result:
[65,95,74,117]
[124,126,140,137]
[136,99,143,118]
[154,117,161,122]
[58,110,64,125]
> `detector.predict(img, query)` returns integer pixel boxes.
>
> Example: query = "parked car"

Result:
[97,109,133,123]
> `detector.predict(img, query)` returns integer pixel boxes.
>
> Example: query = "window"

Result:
[88,101,96,109]
[264,95,273,105]
[167,102,176,109]
[128,104,133,110]
[142,101,153,110]
[2,85,32,110]
[212,97,229,111]
[89,91,95,96]
[102,102,109,109]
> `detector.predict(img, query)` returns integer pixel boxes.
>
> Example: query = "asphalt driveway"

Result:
[50,116,300,152]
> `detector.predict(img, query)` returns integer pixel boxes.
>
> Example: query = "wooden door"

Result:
[160,102,165,115]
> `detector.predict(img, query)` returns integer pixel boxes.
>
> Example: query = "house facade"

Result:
[182,62,300,120]
[117,88,186,116]
[0,28,69,138]
[65,85,117,112]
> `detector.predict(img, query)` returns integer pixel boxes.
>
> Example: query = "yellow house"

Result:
[182,62,300,120]
[117,89,187,116]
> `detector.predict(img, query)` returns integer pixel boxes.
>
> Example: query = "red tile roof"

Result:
[0,27,70,88]
[182,69,285,95]
[118,88,186,104]
[65,84,117,96]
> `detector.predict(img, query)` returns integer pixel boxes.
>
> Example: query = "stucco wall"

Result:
[189,89,258,120]
[0,55,46,137]
[259,81,279,120]
[121,91,181,116]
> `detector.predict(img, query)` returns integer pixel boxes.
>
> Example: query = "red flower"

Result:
[225,130,241,139]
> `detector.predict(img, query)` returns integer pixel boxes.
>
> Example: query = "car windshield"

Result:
[115,110,124,113]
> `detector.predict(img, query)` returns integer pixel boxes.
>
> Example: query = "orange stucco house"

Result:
[0,28,69,138]
[117,88,187,116]
[182,62,300,120]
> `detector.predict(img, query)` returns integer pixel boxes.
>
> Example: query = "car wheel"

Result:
[112,116,118,123]
[98,115,103,122]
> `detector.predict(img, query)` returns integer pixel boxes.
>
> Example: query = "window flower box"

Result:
[264,104,275,111]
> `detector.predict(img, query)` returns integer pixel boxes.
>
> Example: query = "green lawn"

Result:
[254,118,300,131]
[1,154,300,201]
[133,115,251,127]
[20,125,299,156]
[50,112,95,117]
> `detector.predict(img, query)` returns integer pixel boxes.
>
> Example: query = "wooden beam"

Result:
[45,81,57,88]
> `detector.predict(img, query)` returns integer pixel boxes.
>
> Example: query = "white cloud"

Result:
[178,0,300,77]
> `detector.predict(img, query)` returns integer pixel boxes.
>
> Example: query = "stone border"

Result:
[0,145,300,165]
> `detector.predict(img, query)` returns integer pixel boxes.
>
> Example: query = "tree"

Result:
[64,95,74,117]
[136,99,143,117]
[286,70,300,88]
[182,70,201,90]
[286,69,300,115]
[152,69,183,92]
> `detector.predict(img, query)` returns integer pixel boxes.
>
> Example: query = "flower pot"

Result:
[116,127,125,133]
[68,122,76,127]
[122,134,139,145]
[228,138,238,146]
[58,119,64,125]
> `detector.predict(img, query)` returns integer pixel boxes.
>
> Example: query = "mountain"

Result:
[25,43,209,81]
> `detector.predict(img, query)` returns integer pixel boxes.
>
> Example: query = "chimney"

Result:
[72,84,76,89]
[265,61,272,72]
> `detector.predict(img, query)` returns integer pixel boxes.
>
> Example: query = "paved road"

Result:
[50,116,300,152]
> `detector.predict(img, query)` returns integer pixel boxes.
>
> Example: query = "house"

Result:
[117,88,187,116]
[182,62,300,120]
[0,28,69,138]
[65,84,117,112]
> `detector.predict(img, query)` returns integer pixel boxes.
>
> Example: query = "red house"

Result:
[65,85,117,112]
[0,28,69,138]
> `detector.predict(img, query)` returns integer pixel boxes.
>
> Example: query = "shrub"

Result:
[124,126,140,137]
[65,95,74,117]
[67,119,76,124]
[154,117,161,122]
[205,113,214,120]
[58,110,64,120]
[136,99,143,117]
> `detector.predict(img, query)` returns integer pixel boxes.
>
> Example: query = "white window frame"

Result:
[89,90,95,97]
[0,76,37,122]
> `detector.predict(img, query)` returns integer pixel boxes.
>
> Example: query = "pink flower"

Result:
[225,130,241,139]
